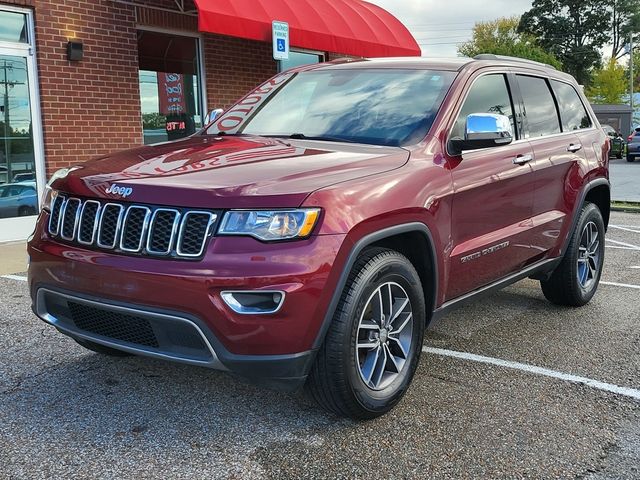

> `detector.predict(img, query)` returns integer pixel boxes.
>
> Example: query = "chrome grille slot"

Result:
[120,206,151,252]
[97,203,124,249]
[177,211,216,257]
[147,209,180,255]
[46,197,216,259]
[60,198,81,241]
[78,201,101,245]
[48,195,65,236]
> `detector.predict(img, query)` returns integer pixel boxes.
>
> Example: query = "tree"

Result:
[518,0,610,85]
[624,47,640,92]
[586,59,628,104]
[458,16,562,68]
[608,0,640,60]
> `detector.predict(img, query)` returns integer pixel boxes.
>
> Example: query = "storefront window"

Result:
[137,30,203,145]
[0,11,28,44]
[279,50,324,72]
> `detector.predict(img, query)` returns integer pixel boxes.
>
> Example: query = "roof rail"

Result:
[473,54,557,71]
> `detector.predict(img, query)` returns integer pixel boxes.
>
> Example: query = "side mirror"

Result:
[203,108,224,126]
[450,113,513,155]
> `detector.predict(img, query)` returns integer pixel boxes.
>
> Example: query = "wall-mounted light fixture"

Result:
[66,41,83,62]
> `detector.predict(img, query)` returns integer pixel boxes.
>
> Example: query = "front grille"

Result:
[48,196,217,259]
[68,301,159,348]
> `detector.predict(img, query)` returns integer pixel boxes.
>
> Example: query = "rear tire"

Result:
[540,202,605,306]
[627,155,635,162]
[306,248,426,419]
[18,205,36,216]
[74,338,133,357]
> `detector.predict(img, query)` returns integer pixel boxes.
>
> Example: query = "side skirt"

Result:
[431,257,562,322]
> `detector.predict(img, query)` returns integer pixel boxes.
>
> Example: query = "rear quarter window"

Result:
[551,80,592,131]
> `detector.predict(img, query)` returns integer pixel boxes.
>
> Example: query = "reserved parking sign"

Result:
[272,21,289,60]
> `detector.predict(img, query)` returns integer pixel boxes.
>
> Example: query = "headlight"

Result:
[41,168,74,212]
[218,209,321,241]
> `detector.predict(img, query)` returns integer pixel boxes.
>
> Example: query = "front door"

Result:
[446,72,537,300]
[0,7,45,241]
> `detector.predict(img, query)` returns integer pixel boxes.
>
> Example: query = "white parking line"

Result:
[610,225,640,234]
[1,275,27,282]
[606,238,640,250]
[423,347,640,401]
[600,281,640,290]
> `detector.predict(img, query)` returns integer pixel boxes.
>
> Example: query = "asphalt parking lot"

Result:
[1,211,640,479]
[610,157,640,202]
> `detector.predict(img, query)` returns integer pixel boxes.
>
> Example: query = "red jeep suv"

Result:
[28,55,610,419]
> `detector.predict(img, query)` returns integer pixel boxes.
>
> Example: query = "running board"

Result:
[432,257,562,321]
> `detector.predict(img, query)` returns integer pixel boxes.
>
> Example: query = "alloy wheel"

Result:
[355,282,413,391]
[577,221,601,289]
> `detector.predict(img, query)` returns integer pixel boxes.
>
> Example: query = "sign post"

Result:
[272,21,289,61]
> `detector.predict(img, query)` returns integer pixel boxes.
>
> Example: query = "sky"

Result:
[368,0,534,57]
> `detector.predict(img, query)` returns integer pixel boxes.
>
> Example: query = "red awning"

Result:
[193,0,421,58]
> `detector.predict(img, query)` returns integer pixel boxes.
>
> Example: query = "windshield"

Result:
[207,68,456,147]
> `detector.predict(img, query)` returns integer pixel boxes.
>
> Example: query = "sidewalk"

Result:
[0,241,28,276]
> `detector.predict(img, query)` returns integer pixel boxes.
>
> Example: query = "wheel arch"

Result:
[311,223,438,351]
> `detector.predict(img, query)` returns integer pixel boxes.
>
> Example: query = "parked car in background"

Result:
[602,125,624,159]
[0,181,38,218]
[13,172,37,183]
[0,166,8,185]
[28,55,610,419]
[627,127,640,162]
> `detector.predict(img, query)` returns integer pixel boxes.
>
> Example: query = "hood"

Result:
[55,135,409,208]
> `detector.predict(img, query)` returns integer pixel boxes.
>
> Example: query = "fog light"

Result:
[221,291,285,315]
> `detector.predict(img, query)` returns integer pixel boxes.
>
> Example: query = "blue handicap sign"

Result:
[277,38,286,52]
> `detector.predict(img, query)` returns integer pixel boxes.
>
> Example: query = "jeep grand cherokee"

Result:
[28,55,610,419]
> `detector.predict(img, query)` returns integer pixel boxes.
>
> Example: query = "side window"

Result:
[551,80,592,131]
[517,75,561,137]
[451,74,517,141]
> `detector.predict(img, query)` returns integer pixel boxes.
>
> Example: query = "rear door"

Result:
[446,72,537,300]
[516,74,594,257]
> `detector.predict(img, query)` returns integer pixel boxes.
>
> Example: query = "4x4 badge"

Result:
[105,184,133,198]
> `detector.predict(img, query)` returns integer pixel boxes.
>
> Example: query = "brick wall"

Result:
[3,0,142,175]
[1,0,352,174]
[203,34,278,109]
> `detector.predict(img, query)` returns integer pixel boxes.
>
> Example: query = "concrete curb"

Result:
[611,201,640,213]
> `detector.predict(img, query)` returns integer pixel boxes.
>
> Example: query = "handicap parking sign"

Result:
[272,21,289,60]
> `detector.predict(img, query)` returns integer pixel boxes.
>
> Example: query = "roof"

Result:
[193,0,421,58]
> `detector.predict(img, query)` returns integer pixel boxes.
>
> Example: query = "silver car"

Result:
[0,182,38,218]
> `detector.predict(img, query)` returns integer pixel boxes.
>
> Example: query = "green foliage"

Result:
[519,0,610,85]
[608,0,640,59]
[586,59,628,104]
[142,113,165,130]
[458,16,562,69]
[625,47,640,92]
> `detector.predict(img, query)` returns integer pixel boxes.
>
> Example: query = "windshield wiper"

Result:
[263,133,356,144]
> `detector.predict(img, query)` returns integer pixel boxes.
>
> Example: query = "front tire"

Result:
[540,202,605,306]
[627,155,635,162]
[306,248,426,419]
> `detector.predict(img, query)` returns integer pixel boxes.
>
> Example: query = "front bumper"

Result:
[28,213,347,389]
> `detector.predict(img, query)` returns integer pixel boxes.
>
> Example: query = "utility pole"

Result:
[630,32,635,112]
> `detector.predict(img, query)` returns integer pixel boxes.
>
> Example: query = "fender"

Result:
[311,222,438,350]
[559,177,610,257]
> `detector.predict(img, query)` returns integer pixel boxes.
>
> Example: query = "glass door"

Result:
[0,7,45,241]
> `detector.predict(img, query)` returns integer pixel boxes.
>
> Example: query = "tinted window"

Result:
[451,74,516,140]
[211,69,456,147]
[517,75,561,137]
[551,80,592,131]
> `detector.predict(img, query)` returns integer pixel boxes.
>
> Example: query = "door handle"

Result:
[513,154,533,165]
[567,143,582,153]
